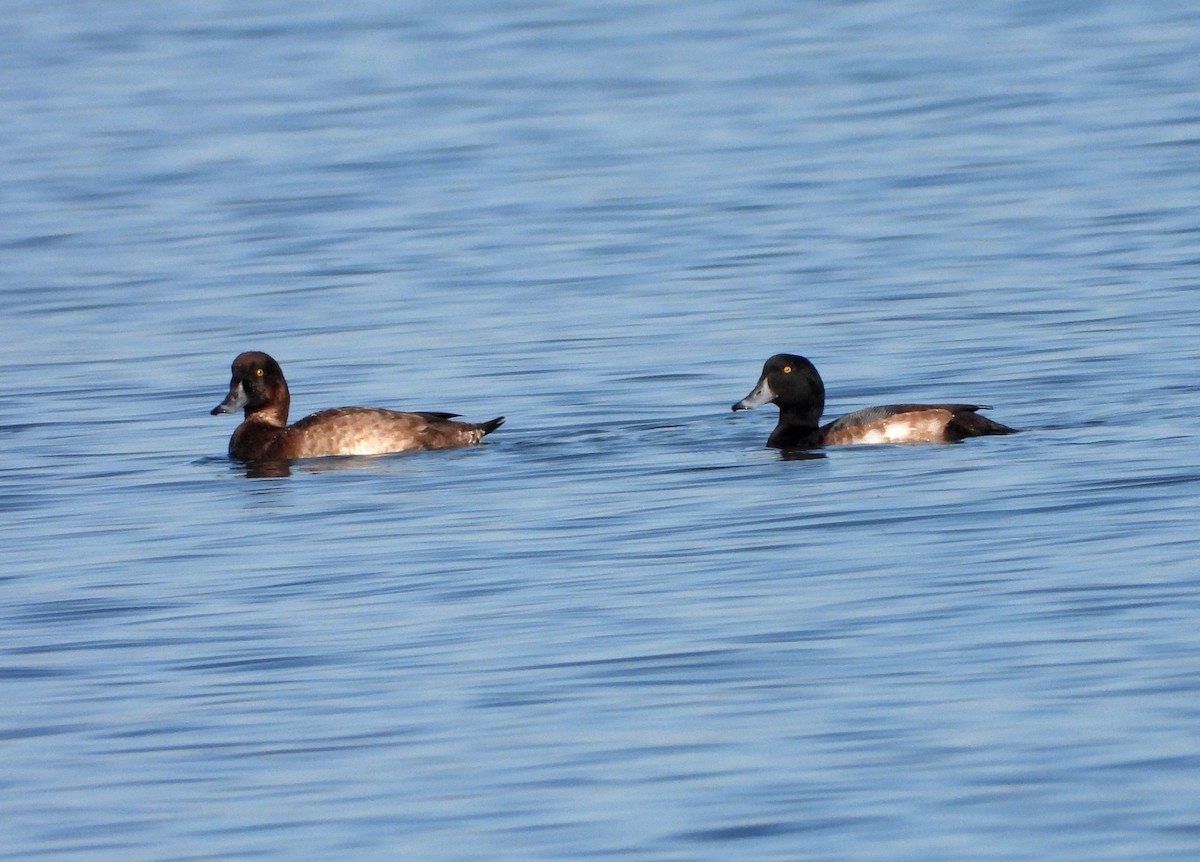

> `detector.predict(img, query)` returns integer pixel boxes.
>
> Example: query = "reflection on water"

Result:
[3,1,1200,860]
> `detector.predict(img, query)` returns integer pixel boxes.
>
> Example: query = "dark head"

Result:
[210,351,290,425]
[732,353,826,428]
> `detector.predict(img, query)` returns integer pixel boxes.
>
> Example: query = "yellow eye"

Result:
[783,366,792,374]
[255,368,264,377]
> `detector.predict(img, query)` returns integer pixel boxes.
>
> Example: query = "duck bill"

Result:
[211,379,249,415]
[732,379,775,411]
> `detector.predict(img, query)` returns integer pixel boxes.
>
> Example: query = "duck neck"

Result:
[768,406,821,449]
[766,397,825,449]
[247,396,289,427]
[781,401,822,429]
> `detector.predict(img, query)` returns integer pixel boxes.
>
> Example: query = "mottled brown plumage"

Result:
[212,351,503,461]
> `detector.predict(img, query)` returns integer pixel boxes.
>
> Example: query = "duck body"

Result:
[212,352,503,461]
[733,354,1015,450]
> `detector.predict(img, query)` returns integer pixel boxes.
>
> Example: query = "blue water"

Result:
[3,2,1200,859]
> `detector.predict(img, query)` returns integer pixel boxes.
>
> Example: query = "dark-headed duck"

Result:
[732,353,1016,449]
[211,351,504,461]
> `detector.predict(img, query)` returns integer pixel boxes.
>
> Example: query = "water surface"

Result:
[3,2,1200,860]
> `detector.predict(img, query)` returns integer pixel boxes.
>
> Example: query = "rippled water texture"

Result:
[3,2,1200,859]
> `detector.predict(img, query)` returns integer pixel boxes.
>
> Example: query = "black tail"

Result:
[946,408,1017,441]
[479,416,505,437]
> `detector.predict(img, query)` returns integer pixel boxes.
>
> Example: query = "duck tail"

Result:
[946,408,1017,440]
[479,416,505,437]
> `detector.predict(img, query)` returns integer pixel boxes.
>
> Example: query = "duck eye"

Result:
[782,366,792,374]
[255,368,265,378]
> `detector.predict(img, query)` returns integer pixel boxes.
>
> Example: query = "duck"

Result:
[732,353,1016,449]
[211,351,504,461]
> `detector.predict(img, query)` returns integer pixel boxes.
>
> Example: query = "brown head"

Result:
[210,351,291,426]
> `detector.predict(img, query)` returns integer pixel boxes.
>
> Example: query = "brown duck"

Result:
[211,351,504,461]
